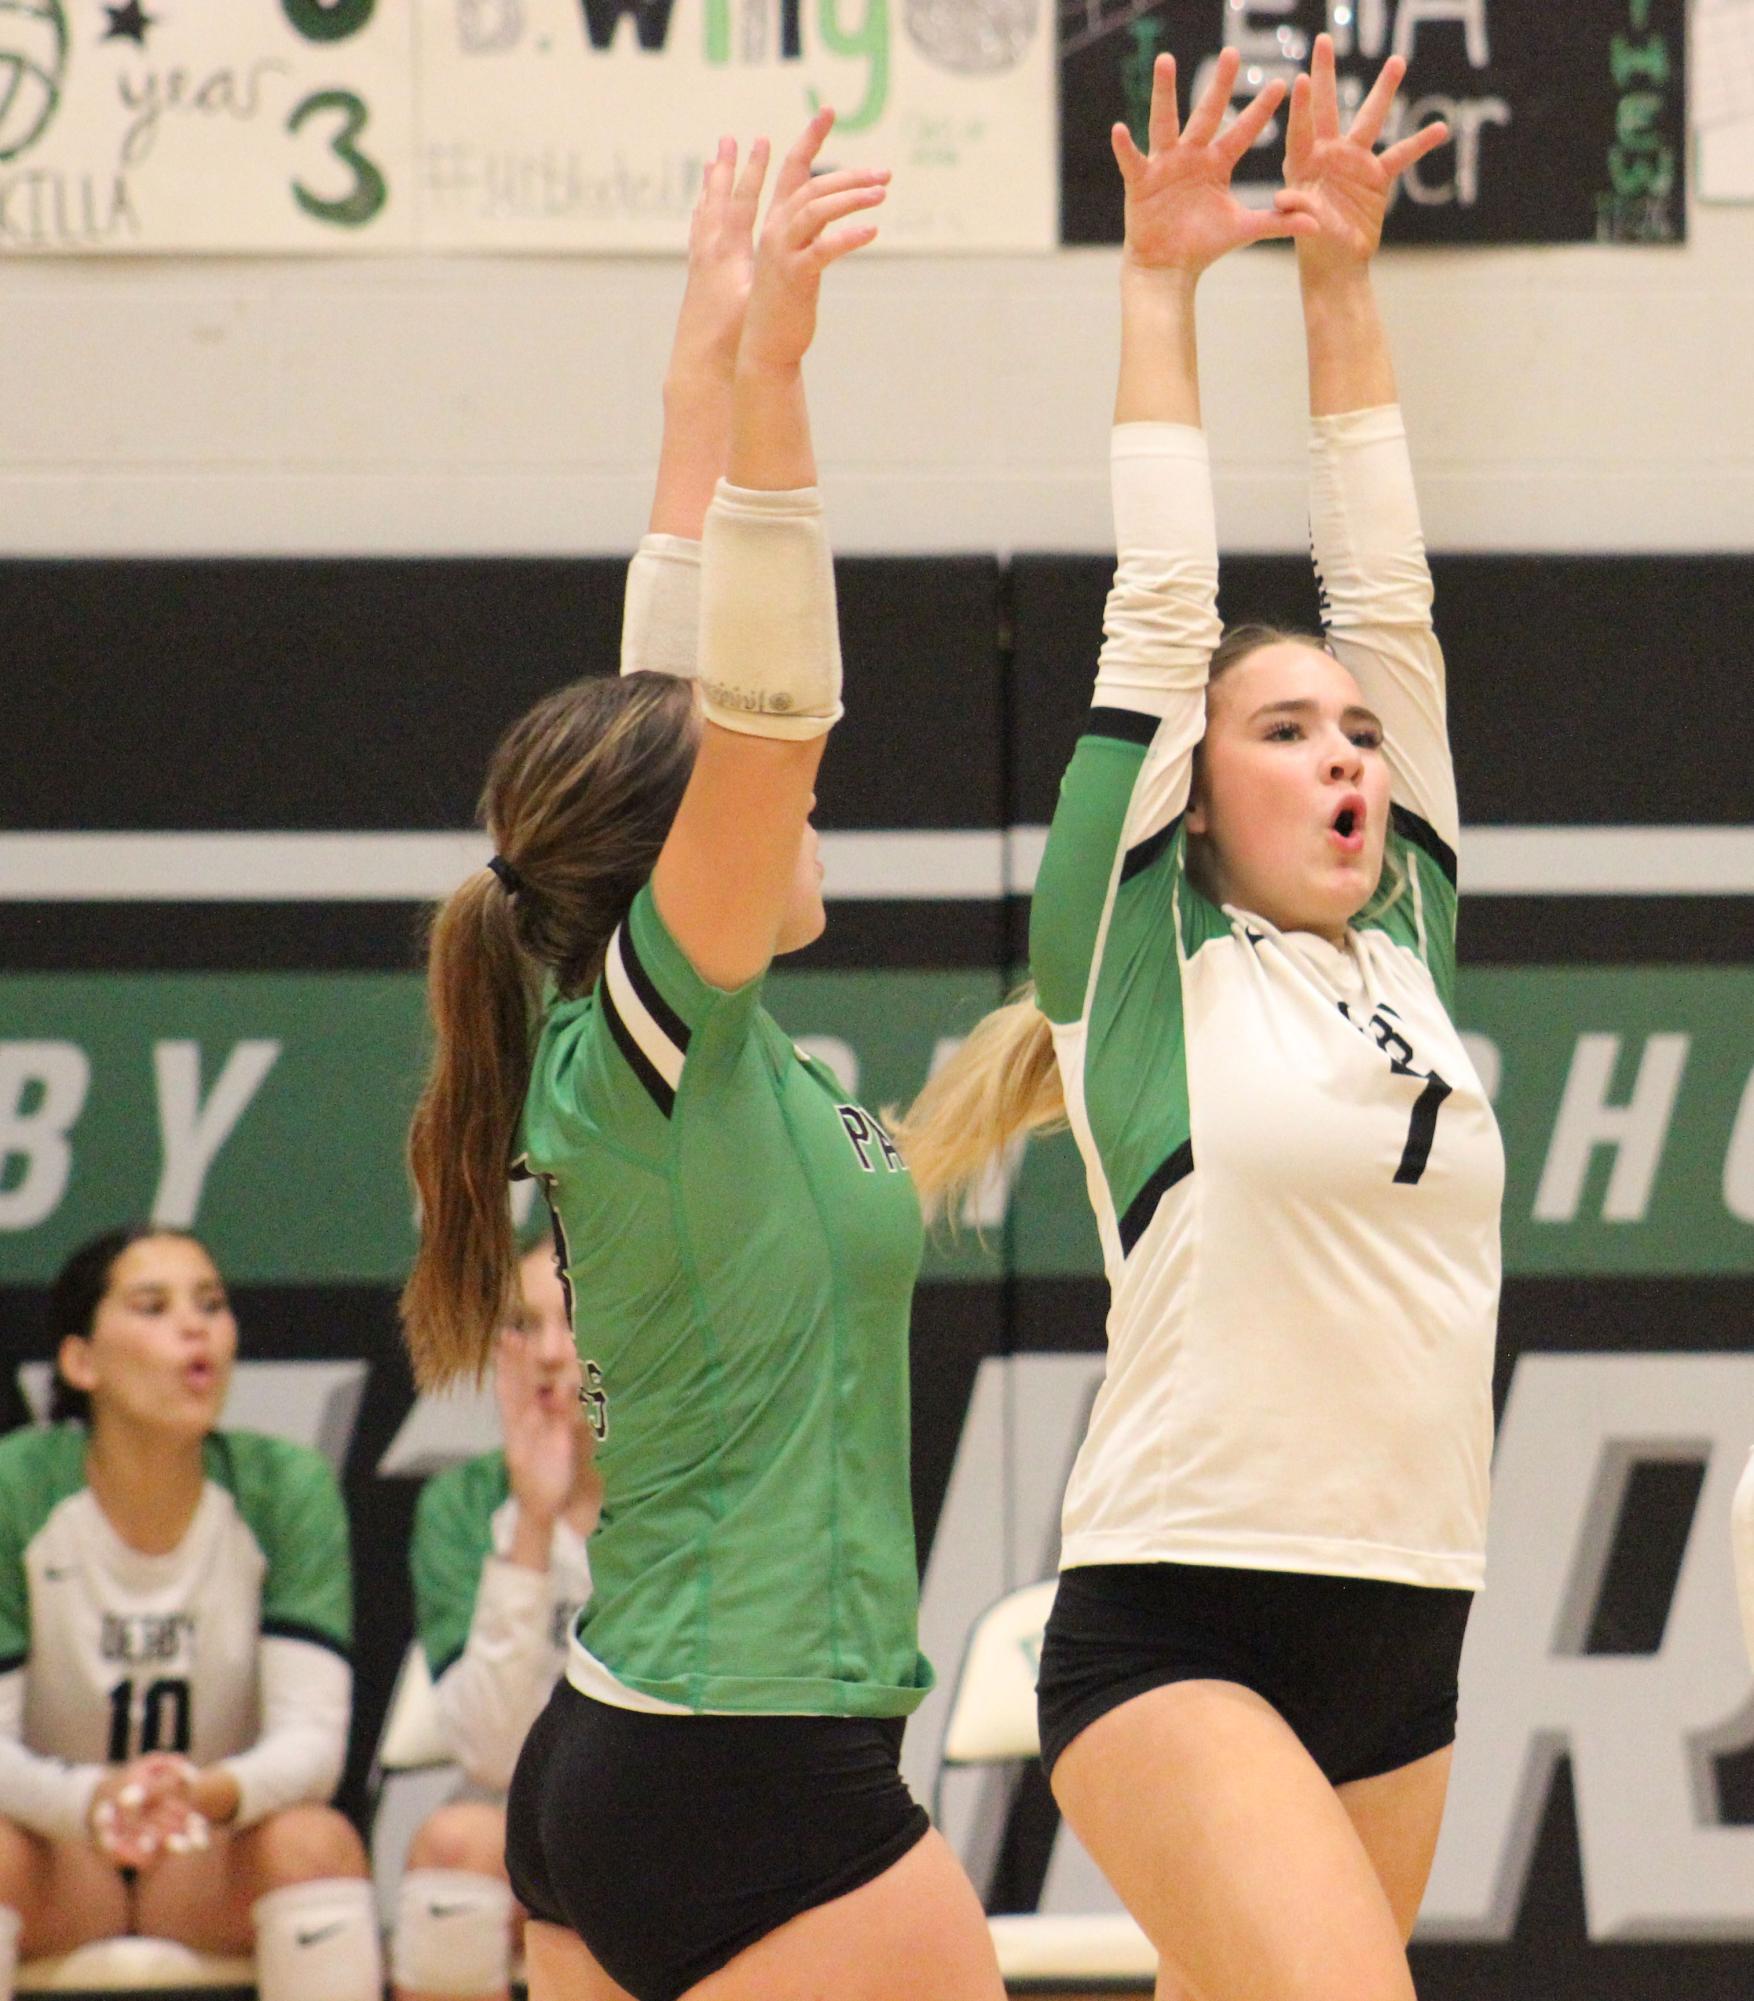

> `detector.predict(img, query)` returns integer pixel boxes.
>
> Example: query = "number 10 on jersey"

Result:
[107,1675,193,1761]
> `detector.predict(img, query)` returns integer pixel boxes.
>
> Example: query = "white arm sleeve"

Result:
[0,1667,104,1842]
[620,534,702,680]
[431,1557,558,1794]
[1310,406,1458,851]
[217,1636,350,1829]
[698,481,843,741]
[1094,423,1225,849]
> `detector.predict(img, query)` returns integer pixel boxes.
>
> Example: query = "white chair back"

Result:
[941,1578,1055,1765]
[376,1641,453,1771]
[1733,1446,1754,1672]
[18,1939,253,1993]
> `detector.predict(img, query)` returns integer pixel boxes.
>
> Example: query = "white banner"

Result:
[420,0,1054,249]
[0,0,1053,253]
[0,0,416,251]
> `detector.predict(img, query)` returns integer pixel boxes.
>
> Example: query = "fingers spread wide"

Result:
[1182,44,1239,147]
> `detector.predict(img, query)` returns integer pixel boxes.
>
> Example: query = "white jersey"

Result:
[0,1424,353,1839]
[411,1451,592,1793]
[1030,411,1504,1592]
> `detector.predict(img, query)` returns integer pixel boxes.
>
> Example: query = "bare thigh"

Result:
[524,1919,638,2001]
[0,1827,130,1956]
[1051,1680,1413,2001]
[1138,1735,1454,1999]
[1337,1745,1454,1941]
[134,1804,368,1951]
[685,1828,1002,2001]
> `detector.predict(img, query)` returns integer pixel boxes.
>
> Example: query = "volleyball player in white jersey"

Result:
[0,1227,381,2001]
[392,1239,598,2001]
[899,40,1501,2001]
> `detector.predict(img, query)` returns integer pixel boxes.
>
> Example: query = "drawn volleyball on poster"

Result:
[906,0,1039,74]
[0,0,66,161]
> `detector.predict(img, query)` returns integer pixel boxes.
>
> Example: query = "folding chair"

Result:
[1734,1445,1754,1672]
[17,1938,254,1996]
[939,1580,1157,1993]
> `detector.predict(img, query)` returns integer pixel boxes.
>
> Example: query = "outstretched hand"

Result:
[736,107,889,376]
[1114,49,1314,278]
[670,134,771,378]
[1284,33,1450,272]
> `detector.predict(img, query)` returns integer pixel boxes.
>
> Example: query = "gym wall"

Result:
[3,189,1752,1999]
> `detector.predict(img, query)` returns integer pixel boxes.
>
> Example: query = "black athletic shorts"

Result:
[1036,1561,1473,1789]
[505,1678,931,2001]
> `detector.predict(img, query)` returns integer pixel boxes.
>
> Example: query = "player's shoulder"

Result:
[203,1430,343,1515]
[0,1423,87,1533]
[417,1449,510,1527]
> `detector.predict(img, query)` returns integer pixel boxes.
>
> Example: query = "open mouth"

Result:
[1329,795,1367,855]
[183,1359,217,1392]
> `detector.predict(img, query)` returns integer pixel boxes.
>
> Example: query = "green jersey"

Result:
[516,882,931,1718]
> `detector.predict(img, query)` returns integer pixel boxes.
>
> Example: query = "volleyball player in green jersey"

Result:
[900,42,1501,2001]
[399,113,1002,2001]
[0,1228,381,2001]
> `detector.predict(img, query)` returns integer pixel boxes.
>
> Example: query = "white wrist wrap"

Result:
[699,479,843,740]
[620,533,702,679]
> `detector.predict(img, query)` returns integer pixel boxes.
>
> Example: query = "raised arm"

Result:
[1286,37,1459,855]
[652,109,887,991]
[1031,54,1309,1021]
[621,138,769,680]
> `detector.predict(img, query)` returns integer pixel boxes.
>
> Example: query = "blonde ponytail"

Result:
[889,985,1065,1225]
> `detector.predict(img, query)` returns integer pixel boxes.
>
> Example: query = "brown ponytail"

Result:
[401,672,699,1388]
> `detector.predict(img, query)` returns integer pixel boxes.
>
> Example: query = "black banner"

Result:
[4,546,1753,1993]
[1059,0,1687,247]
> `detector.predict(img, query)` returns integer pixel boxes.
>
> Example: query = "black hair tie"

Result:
[486,854,527,896]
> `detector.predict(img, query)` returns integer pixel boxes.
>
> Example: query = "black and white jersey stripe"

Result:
[601,921,693,1117]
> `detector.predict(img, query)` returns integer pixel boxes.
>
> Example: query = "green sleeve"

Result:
[1029,721,1155,1026]
[211,1434,351,1659]
[0,1427,88,1670]
[527,880,768,1159]
[411,1454,508,1680]
[0,1452,29,1672]
[1358,813,1460,1017]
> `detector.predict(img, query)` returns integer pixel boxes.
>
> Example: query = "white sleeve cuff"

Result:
[473,1554,553,1630]
[620,533,702,680]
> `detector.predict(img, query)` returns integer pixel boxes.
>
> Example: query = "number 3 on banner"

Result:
[288,90,387,228]
[283,0,376,39]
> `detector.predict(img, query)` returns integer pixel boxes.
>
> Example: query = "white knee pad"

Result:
[392,1868,515,1996]
[252,1876,383,2001]
[0,1904,19,2001]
